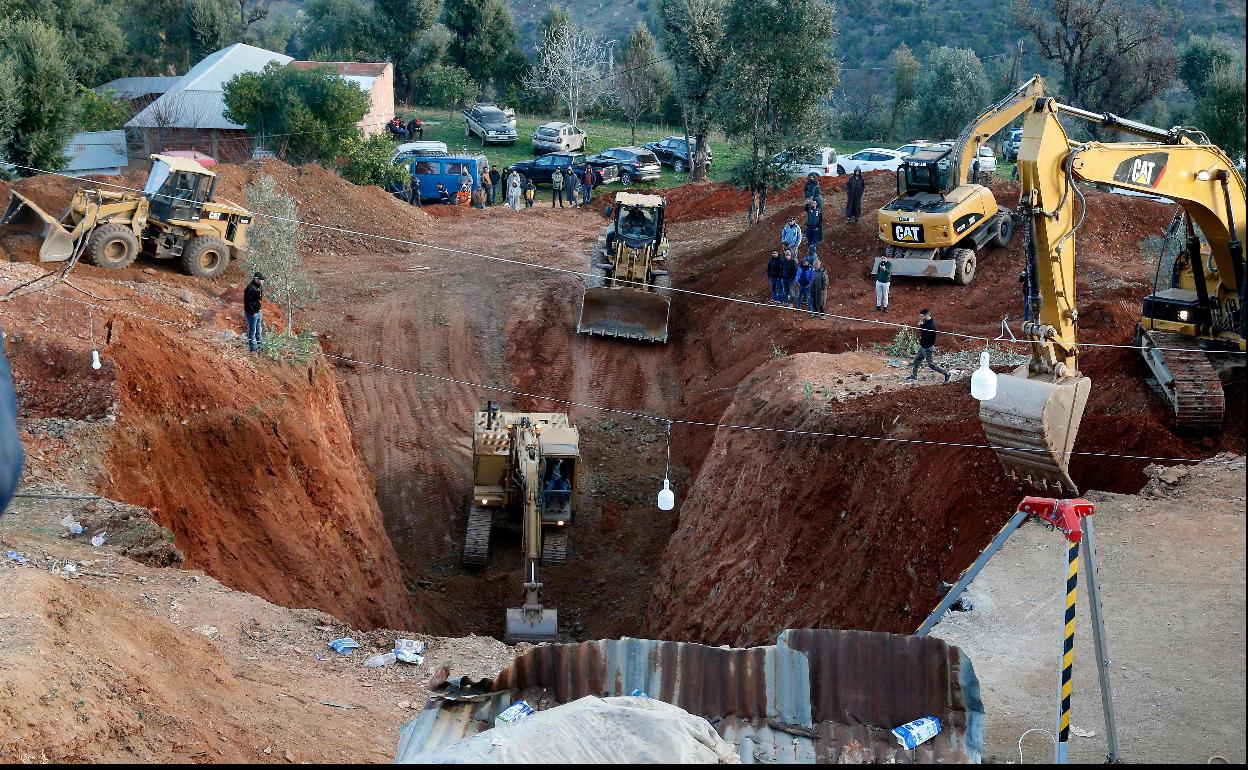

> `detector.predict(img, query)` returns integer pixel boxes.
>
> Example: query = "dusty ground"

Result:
[932,455,1246,764]
[0,491,516,763]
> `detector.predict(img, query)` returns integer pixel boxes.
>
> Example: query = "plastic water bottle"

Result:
[363,652,396,668]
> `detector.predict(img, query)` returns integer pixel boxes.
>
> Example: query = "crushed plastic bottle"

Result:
[91,532,106,548]
[363,652,397,668]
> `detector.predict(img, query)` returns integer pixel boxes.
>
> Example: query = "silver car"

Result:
[532,122,587,154]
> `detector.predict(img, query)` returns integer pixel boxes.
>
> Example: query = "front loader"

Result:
[462,402,581,644]
[577,192,671,342]
[2,154,250,279]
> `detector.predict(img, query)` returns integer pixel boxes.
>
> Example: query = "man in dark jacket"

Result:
[243,272,265,353]
[803,173,819,203]
[780,251,798,303]
[490,166,502,206]
[810,259,828,318]
[437,182,452,204]
[407,116,423,140]
[0,333,24,518]
[907,308,950,383]
[564,167,577,207]
[794,259,815,311]
[845,169,865,222]
[766,249,784,302]
[804,200,823,248]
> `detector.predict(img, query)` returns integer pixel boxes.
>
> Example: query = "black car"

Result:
[643,136,713,173]
[509,151,618,186]
[585,146,663,185]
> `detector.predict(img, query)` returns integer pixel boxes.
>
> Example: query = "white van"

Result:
[775,147,840,176]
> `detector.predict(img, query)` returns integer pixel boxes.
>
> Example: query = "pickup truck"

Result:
[463,104,517,145]
[509,151,619,187]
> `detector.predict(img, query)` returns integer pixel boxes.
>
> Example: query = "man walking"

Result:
[810,259,828,318]
[907,308,951,383]
[875,254,892,313]
[551,167,564,208]
[794,258,814,311]
[767,249,784,302]
[781,217,802,254]
[846,168,865,223]
[781,250,798,304]
[243,272,265,353]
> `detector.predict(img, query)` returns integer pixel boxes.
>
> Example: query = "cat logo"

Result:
[1112,152,1168,189]
[893,224,923,243]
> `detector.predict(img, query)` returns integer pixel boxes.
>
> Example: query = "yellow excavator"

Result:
[981,93,1245,494]
[874,77,1046,284]
[577,192,671,342]
[463,402,581,643]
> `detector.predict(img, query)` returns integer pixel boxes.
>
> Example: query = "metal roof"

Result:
[94,76,179,100]
[62,131,127,176]
[396,629,984,764]
[616,191,666,207]
[127,44,293,130]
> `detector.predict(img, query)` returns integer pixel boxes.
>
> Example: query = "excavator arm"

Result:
[949,75,1047,187]
[504,420,558,643]
[982,95,1246,492]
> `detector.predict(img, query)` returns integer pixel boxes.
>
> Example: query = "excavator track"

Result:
[541,529,568,566]
[462,504,493,566]
[1138,328,1225,430]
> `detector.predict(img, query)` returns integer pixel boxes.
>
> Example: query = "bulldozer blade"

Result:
[576,287,670,342]
[979,370,1091,496]
[1,191,76,262]
[504,606,558,644]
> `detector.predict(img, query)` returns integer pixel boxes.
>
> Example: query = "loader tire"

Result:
[992,214,1014,248]
[87,224,139,270]
[182,236,231,279]
[952,248,976,286]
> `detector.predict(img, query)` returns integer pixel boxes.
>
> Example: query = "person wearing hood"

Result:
[803,173,820,202]
[845,168,865,222]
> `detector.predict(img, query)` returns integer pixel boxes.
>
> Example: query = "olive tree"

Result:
[913,47,989,140]
[657,0,726,182]
[243,175,317,337]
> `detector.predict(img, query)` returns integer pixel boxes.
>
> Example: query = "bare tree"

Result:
[523,23,614,126]
[144,90,208,154]
[1015,0,1177,136]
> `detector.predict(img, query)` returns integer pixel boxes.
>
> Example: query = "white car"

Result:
[532,122,586,154]
[840,147,906,173]
[775,147,840,177]
[895,141,931,156]
[974,145,997,174]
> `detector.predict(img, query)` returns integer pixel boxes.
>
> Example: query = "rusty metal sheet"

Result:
[396,629,984,764]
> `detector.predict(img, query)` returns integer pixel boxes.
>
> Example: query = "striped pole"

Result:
[1055,537,1080,763]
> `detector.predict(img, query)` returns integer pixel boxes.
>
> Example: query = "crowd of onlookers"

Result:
[418,163,598,212]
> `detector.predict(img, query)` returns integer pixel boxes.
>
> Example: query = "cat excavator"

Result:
[462,402,581,643]
[980,93,1245,494]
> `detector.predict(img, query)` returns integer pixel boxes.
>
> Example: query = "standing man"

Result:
[523,176,536,208]
[907,308,951,383]
[803,172,819,203]
[875,253,892,313]
[490,165,502,206]
[767,249,784,302]
[805,199,823,251]
[846,168,865,223]
[507,169,522,210]
[781,217,802,255]
[243,272,265,353]
[810,259,828,318]
[794,259,814,311]
[582,166,595,206]
[564,167,577,208]
[551,166,564,207]
[781,250,798,304]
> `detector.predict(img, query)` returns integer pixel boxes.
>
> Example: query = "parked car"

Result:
[586,147,662,185]
[463,104,517,145]
[1003,128,1024,162]
[773,147,840,177]
[895,140,932,156]
[644,136,713,173]
[389,152,488,202]
[509,151,619,187]
[532,122,586,154]
[839,147,907,173]
[974,145,997,175]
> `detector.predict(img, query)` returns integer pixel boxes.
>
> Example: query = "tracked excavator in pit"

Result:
[980,92,1245,494]
[462,402,580,643]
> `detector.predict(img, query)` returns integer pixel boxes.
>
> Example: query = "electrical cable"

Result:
[9,162,1239,358]
[1017,727,1056,764]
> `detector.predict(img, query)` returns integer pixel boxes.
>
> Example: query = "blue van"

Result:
[392,151,488,202]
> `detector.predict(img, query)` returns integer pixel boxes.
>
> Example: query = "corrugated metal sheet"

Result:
[62,131,127,176]
[396,629,983,764]
[94,76,179,100]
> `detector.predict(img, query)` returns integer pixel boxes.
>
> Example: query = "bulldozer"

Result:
[462,402,581,643]
[873,77,1046,284]
[577,192,671,342]
[980,91,1245,494]
[1,154,251,279]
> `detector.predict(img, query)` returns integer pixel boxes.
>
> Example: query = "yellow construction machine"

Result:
[874,77,1046,284]
[1,154,250,278]
[981,95,1245,493]
[577,192,671,342]
[463,402,581,643]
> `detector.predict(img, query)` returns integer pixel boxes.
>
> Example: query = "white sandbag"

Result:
[405,695,740,764]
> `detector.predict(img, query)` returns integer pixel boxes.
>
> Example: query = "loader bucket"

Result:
[504,605,558,644]
[576,287,670,342]
[979,370,1092,496]
[1,191,76,262]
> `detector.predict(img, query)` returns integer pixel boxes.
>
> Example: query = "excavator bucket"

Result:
[1,191,77,262]
[979,370,1092,496]
[576,288,670,342]
[504,605,558,644]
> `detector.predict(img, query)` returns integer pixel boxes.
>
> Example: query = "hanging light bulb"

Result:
[91,350,102,370]
[970,351,997,401]
[657,478,675,511]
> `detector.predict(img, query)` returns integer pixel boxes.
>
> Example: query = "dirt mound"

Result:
[665,172,855,224]
[97,317,418,631]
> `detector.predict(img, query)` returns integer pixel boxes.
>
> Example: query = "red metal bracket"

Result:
[1018,497,1095,543]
